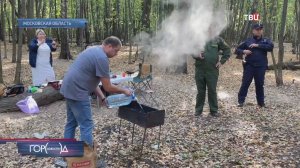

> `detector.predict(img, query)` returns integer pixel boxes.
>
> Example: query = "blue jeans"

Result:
[64,98,94,147]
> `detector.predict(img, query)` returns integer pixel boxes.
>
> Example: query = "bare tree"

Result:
[103,0,111,37]
[26,0,35,43]
[76,0,84,50]
[14,0,26,84]
[296,0,300,60]
[141,0,152,32]
[10,0,17,63]
[35,0,42,18]
[1,0,7,59]
[59,0,72,59]
[84,0,90,44]
[276,0,289,86]
[0,9,2,83]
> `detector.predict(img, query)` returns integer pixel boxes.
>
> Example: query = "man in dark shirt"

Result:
[235,24,274,108]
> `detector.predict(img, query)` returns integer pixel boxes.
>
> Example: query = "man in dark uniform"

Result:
[194,33,231,117]
[235,23,274,108]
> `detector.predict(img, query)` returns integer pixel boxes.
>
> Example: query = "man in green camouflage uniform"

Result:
[194,36,231,117]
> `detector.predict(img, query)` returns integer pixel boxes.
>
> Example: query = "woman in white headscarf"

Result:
[28,29,57,86]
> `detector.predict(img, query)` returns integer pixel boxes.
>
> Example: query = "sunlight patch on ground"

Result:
[217,91,232,100]
[233,71,242,76]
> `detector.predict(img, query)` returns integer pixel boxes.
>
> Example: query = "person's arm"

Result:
[95,86,105,99]
[100,77,132,96]
[258,39,274,52]
[95,86,107,106]
[235,41,248,55]
[28,39,39,52]
[47,39,57,52]
[218,38,231,64]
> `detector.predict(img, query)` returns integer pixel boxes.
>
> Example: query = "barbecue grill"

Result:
[117,101,165,154]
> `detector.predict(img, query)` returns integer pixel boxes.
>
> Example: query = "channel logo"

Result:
[0,138,84,157]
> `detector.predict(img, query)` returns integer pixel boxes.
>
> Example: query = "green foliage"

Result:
[0,0,298,43]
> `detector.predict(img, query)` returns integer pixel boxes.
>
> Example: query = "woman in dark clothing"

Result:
[28,29,57,86]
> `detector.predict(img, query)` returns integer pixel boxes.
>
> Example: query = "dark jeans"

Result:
[238,63,266,105]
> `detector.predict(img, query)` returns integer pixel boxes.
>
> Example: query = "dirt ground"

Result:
[0,43,299,167]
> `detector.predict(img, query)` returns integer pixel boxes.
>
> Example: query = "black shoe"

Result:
[237,103,244,107]
[210,112,221,117]
[258,103,266,108]
[194,112,202,117]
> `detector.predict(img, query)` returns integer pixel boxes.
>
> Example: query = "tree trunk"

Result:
[26,0,35,43]
[0,24,2,83]
[276,0,289,86]
[272,0,279,41]
[0,18,2,41]
[104,0,111,37]
[262,0,268,37]
[6,3,11,43]
[49,0,55,38]
[11,0,17,63]
[112,0,121,37]
[18,0,26,44]
[84,0,90,44]
[235,0,245,44]
[269,0,278,40]
[79,0,84,50]
[1,0,7,59]
[14,0,26,84]
[141,0,152,33]
[41,0,47,18]
[54,0,60,42]
[270,51,278,81]
[124,0,129,43]
[297,0,300,60]
[0,86,64,113]
[227,0,238,45]
[127,0,132,63]
[59,0,72,60]
[76,0,83,47]
[3,3,6,58]
[35,0,42,18]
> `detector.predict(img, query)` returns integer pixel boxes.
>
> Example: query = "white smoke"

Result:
[135,0,229,66]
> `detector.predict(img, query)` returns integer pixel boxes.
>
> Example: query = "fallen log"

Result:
[0,86,64,113]
[267,61,300,70]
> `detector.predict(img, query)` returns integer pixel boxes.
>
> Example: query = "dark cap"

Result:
[252,23,263,30]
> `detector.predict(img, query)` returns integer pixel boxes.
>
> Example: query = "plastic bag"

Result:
[16,96,40,114]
